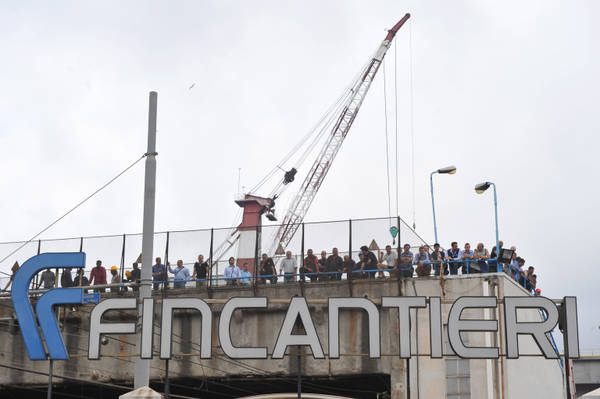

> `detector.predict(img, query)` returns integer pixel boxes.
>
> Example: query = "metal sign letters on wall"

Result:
[12,253,580,361]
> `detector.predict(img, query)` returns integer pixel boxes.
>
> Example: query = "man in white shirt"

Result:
[378,245,398,278]
[279,251,297,283]
[224,257,241,285]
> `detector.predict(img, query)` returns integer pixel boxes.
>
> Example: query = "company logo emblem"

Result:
[11,252,95,360]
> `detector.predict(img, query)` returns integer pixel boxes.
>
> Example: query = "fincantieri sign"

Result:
[13,253,580,361]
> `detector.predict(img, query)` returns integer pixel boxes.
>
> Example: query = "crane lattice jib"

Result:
[271,14,411,252]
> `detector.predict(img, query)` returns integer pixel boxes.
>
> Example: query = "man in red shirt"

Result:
[89,260,107,293]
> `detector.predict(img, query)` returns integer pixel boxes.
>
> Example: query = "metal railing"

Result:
[0,216,535,294]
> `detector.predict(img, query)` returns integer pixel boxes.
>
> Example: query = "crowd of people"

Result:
[3,240,537,294]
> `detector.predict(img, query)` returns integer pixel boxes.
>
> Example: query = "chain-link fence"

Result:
[0,216,432,290]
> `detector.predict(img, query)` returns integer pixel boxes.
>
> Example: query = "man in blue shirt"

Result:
[445,242,460,275]
[397,244,414,278]
[224,257,241,286]
[152,257,166,290]
[240,263,252,285]
[168,259,190,289]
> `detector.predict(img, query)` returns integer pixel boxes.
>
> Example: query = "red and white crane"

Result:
[214,14,411,271]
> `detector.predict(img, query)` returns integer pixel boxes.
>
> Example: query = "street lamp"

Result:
[430,166,457,243]
[474,181,499,260]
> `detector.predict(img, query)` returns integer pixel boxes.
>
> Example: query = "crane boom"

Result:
[271,14,411,252]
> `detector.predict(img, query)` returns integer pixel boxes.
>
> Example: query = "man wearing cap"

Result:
[109,266,121,293]
[89,260,107,293]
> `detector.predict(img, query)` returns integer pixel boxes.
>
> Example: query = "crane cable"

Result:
[382,59,392,228]
[409,22,417,230]
[394,36,400,219]
[248,55,374,196]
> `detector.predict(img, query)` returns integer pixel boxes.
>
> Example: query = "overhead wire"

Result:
[0,153,147,271]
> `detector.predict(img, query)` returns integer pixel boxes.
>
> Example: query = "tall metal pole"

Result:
[429,171,439,243]
[134,91,158,389]
[47,359,53,399]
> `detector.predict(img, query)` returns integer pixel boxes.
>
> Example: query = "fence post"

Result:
[163,232,170,292]
[78,237,83,287]
[120,234,126,286]
[253,224,260,293]
[209,228,214,288]
[33,240,41,289]
[348,219,352,259]
[300,223,305,283]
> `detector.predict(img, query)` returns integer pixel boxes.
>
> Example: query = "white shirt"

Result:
[382,251,398,266]
[280,257,297,274]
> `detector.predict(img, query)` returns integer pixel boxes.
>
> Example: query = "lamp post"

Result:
[430,166,456,243]
[474,181,499,260]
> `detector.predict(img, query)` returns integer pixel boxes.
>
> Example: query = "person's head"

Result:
[321,250,327,259]
[133,262,139,270]
[511,251,517,260]
[77,269,83,275]
[451,242,458,250]
[96,260,102,267]
[418,246,425,255]
[307,249,313,256]
[228,257,235,265]
[464,243,470,251]
[360,245,369,253]
[110,266,118,275]
[510,246,516,251]
[385,245,392,254]
[343,255,350,262]
[242,263,249,271]
[403,244,410,252]
[532,274,537,282]
[198,254,204,263]
[499,240,504,248]
[262,253,268,261]
[46,268,51,272]
[434,243,440,251]
[528,266,535,273]
[424,245,430,253]
[358,252,365,259]
[517,257,525,266]
[286,251,292,259]
[477,243,484,251]
[155,257,161,265]
[332,247,338,256]
[177,260,183,268]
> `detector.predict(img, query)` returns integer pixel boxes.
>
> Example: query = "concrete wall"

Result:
[0,273,566,399]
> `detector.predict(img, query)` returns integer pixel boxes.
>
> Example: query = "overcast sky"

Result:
[0,1,598,350]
